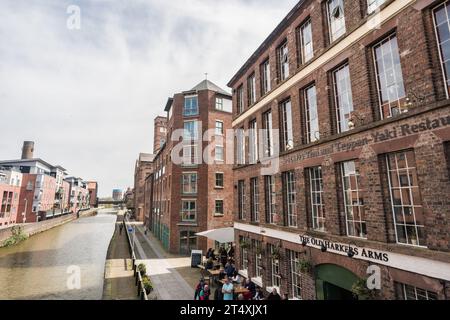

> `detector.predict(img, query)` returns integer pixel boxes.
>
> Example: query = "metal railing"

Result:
[123,215,150,300]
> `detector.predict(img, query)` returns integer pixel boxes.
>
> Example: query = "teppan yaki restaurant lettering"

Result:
[299,235,390,262]
[285,115,450,163]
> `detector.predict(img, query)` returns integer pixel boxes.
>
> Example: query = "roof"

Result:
[0,158,66,172]
[188,79,231,96]
[227,0,305,87]
[138,153,155,162]
[164,97,174,112]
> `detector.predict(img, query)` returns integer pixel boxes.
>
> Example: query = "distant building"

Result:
[0,168,22,227]
[153,116,168,154]
[123,187,134,210]
[65,177,90,214]
[87,181,98,207]
[112,189,123,201]
[133,153,155,222]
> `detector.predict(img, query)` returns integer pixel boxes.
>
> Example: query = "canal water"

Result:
[0,208,117,299]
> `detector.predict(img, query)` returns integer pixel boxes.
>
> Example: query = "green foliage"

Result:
[2,226,28,247]
[351,278,378,300]
[239,239,251,249]
[297,258,312,273]
[138,263,146,276]
[142,275,153,294]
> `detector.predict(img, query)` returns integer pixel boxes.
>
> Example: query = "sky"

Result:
[0,0,298,197]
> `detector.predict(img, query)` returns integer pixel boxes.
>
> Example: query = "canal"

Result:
[0,208,117,299]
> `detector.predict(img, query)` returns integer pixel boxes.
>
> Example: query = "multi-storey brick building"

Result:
[87,181,98,208]
[229,0,450,299]
[134,153,155,221]
[148,79,234,254]
[0,168,22,227]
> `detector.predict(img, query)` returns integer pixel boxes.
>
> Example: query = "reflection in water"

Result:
[0,209,117,300]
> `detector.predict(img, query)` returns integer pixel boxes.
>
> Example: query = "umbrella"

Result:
[196,227,234,243]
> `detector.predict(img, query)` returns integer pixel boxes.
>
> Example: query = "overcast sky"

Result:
[0,0,297,197]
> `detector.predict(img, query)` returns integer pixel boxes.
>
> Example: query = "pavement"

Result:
[102,212,138,300]
[129,223,197,300]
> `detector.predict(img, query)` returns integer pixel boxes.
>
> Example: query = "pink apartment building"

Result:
[0,169,22,227]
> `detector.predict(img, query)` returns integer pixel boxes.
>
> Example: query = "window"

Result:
[254,240,263,278]
[298,19,313,64]
[278,41,290,81]
[182,173,197,194]
[215,200,224,215]
[395,282,437,300]
[236,128,246,165]
[280,99,294,151]
[308,166,325,231]
[333,64,354,133]
[237,85,244,114]
[386,150,425,246]
[215,173,224,188]
[303,85,319,143]
[263,110,274,157]
[247,73,256,105]
[184,120,199,140]
[269,244,281,288]
[250,177,260,222]
[368,0,385,14]
[289,250,302,299]
[249,119,258,164]
[183,144,199,165]
[340,161,366,238]
[261,59,271,95]
[184,95,198,116]
[265,175,276,224]
[215,97,223,110]
[238,180,246,220]
[283,171,297,227]
[215,145,224,161]
[180,230,197,255]
[240,236,249,271]
[215,120,224,135]
[181,200,196,221]
[373,34,406,119]
[327,0,346,42]
[434,1,450,97]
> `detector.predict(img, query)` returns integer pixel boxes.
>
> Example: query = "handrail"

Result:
[123,214,149,300]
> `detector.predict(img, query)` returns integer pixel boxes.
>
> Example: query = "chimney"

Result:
[21,141,34,160]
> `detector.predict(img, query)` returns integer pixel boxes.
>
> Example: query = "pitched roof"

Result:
[189,80,231,96]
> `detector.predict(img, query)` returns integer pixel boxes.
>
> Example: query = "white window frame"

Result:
[215,120,224,136]
[214,199,224,216]
[327,0,346,43]
[270,245,281,289]
[215,172,224,188]
[248,73,256,105]
[299,19,313,64]
[367,0,385,14]
[250,177,260,222]
[333,63,354,133]
[261,59,271,94]
[304,85,319,143]
[183,95,199,116]
[284,171,297,227]
[433,1,450,99]
[181,199,197,222]
[181,172,198,194]
[237,85,244,114]
[289,250,302,299]
[280,99,294,151]
[309,166,325,231]
[215,145,224,162]
[215,97,224,110]
[238,180,246,220]
[265,175,276,224]
[249,119,259,164]
[278,41,290,81]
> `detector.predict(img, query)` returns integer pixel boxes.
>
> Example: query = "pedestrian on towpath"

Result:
[119,223,123,235]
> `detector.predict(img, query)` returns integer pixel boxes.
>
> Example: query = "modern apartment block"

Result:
[64,177,91,214]
[148,80,234,254]
[229,0,450,299]
[0,168,22,227]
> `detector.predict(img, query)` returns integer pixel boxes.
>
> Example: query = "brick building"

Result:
[229,0,450,299]
[134,153,155,221]
[148,79,234,254]
[87,181,98,208]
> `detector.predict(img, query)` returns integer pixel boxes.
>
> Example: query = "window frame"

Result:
[183,95,199,116]
[181,199,197,222]
[332,63,354,133]
[260,58,271,95]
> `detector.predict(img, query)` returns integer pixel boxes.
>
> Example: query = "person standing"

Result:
[199,285,211,300]
[245,277,256,298]
[214,284,224,300]
[194,279,205,300]
[119,223,123,235]
[222,277,234,301]
[254,287,265,300]
[266,287,281,300]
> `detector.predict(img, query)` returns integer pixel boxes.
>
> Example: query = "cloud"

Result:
[0,0,298,196]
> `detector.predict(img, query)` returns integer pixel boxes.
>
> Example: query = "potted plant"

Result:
[256,245,265,256]
[137,263,146,276]
[240,239,251,249]
[142,276,153,294]
[297,258,312,274]
[271,246,281,259]
[351,278,377,300]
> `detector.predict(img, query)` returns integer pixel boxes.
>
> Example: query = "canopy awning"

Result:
[196,227,234,243]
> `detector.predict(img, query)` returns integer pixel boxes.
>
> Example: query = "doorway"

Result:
[315,264,359,300]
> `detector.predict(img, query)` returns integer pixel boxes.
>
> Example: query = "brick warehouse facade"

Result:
[229,0,450,300]
[134,153,155,222]
[148,80,234,255]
